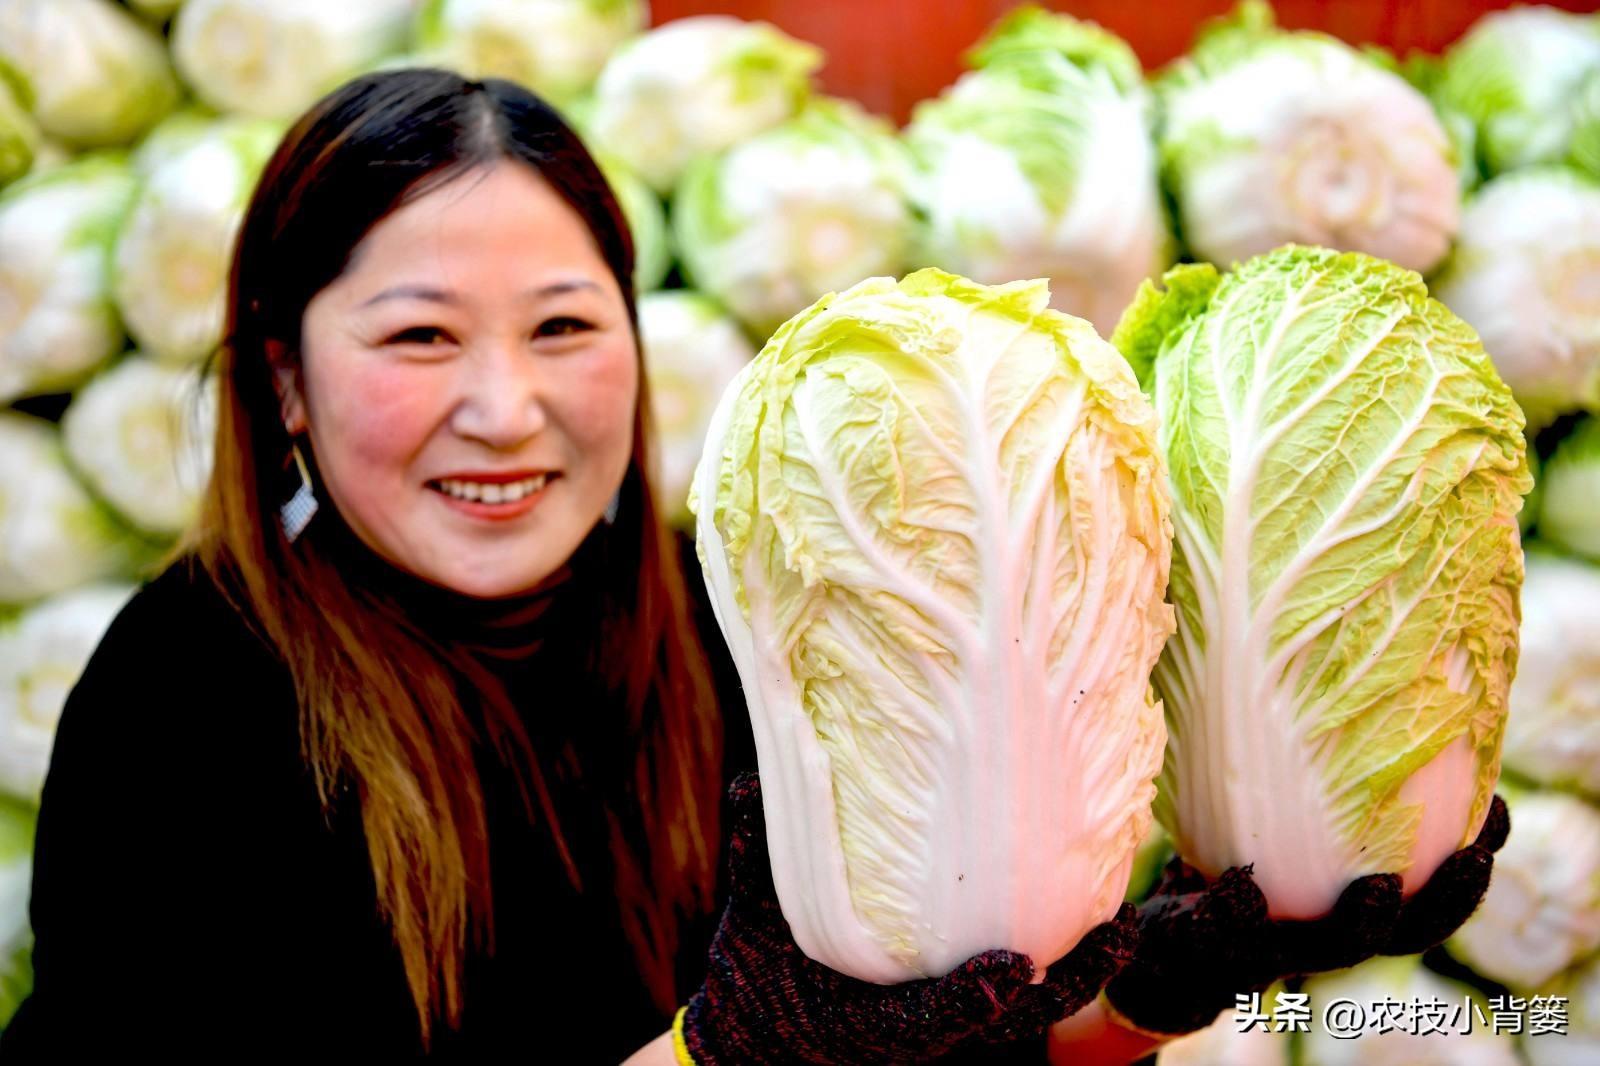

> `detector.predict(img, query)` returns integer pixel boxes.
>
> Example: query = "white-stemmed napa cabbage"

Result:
[1432,169,1600,429]
[905,50,1169,337]
[1449,787,1600,989]
[1157,6,1459,275]
[1301,956,1521,1066]
[673,99,914,338]
[595,153,671,294]
[0,153,137,403]
[1526,951,1600,1066]
[1436,6,1600,178]
[0,794,34,1028]
[692,268,1174,982]
[0,414,147,606]
[587,15,822,194]
[62,359,218,538]
[0,0,179,149]
[113,118,282,366]
[1501,550,1600,799]
[965,4,1145,96]
[1112,246,1530,920]
[0,58,39,188]
[171,0,413,120]
[1539,419,1600,561]
[639,291,752,528]
[413,0,646,106]
[0,583,134,802]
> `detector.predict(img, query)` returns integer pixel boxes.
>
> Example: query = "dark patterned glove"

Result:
[1102,794,1510,1037]
[673,773,1139,1065]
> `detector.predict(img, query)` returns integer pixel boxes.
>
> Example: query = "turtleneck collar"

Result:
[304,503,588,667]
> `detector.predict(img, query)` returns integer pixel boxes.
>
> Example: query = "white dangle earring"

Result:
[602,489,620,526]
[280,441,319,543]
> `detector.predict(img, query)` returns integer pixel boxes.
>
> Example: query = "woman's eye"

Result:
[536,316,594,338]
[385,326,453,346]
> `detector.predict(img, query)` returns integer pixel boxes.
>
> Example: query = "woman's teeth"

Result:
[434,474,548,503]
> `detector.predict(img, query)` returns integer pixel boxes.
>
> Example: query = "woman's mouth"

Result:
[426,473,556,520]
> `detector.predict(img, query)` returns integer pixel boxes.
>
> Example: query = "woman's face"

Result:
[280,159,637,598]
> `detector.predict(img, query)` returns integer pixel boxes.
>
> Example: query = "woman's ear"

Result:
[266,338,307,435]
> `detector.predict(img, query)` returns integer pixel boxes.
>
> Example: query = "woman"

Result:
[1,69,1505,1065]
[0,70,1107,1063]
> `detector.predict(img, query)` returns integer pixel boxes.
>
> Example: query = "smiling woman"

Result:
[0,70,740,1061]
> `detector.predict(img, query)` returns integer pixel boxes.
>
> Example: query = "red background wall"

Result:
[650,1,1600,124]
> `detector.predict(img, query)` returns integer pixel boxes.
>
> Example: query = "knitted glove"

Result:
[673,773,1139,1065]
[1102,794,1510,1037]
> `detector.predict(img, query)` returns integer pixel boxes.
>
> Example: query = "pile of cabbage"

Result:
[0,1,1598,1057]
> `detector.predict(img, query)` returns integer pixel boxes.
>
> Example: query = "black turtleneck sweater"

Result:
[0,510,755,1062]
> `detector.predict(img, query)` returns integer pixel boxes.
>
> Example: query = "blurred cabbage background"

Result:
[0,1,1597,1059]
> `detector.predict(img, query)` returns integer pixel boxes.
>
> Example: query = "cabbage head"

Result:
[1537,417,1600,561]
[905,49,1169,336]
[639,291,752,529]
[1501,549,1600,799]
[0,414,150,605]
[113,117,282,365]
[965,4,1144,96]
[1436,6,1600,178]
[1157,2,1458,274]
[692,268,1173,982]
[0,152,137,403]
[0,57,39,189]
[674,98,913,339]
[61,358,218,538]
[413,0,646,107]
[1449,786,1600,989]
[172,0,412,120]
[1113,245,1529,919]
[587,15,822,194]
[0,583,134,801]
[0,0,179,149]
[1432,169,1600,429]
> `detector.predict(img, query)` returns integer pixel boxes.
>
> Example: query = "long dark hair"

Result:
[179,70,723,1047]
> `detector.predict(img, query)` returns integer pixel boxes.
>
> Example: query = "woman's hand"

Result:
[1099,795,1511,1037]
[673,773,1139,1065]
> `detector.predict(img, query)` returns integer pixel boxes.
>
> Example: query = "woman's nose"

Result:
[450,342,550,447]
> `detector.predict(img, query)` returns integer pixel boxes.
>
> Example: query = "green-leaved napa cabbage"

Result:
[1113,245,1530,919]
[692,268,1173,981]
